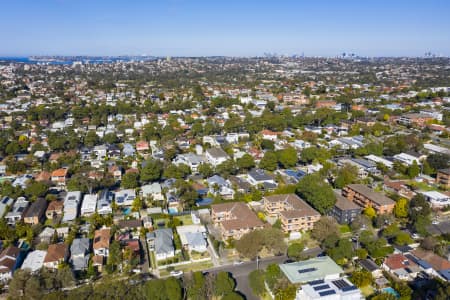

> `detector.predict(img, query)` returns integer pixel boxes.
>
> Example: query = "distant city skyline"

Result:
[1,0,449,57]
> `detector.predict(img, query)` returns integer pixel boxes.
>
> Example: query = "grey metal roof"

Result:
[154,229,174,255]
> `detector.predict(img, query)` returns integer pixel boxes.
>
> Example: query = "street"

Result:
[206,255,287,300]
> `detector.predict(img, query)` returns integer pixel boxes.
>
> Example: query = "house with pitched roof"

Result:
[43,244,68,269]
[93,228,111,257]
[0,246,23,281]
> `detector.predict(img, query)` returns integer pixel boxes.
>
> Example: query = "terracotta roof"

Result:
[93,228,111,250]
[35,171,51,182]
[51,168,68,177]
[47,200,63,211]
[44,244,68,263]
[384,253,417,270]
[411,249,450,271]
[92,255,104,266]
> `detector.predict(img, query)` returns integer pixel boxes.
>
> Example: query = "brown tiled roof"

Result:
[118,219,142,229]
[334,194,360,211]
[44,244,67,263]
[93,228,111,250]
[47,200,63,211]
[212,202,263,231]
[265,194,320,219]
[346,184,395,206]
[411,249,450,271]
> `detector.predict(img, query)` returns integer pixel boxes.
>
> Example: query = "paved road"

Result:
[206,255,287,300]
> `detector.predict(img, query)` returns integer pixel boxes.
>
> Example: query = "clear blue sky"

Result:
[1,0,449,57]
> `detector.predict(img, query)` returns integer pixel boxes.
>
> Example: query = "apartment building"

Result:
[211,202,264,240]
[263,194,320,233]
[342,184,395,214]
[436,169,450,188]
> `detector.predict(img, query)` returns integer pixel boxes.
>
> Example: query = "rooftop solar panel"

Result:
[332,279,350,290]
[298,267,317,274]
[319,290,336,296]
[308,279,325,286]
[342,286,358,292]
[313,284,330,291]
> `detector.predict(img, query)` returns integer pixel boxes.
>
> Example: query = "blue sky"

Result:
[1,0,449,57]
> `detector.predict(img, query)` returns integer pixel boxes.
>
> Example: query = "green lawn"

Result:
[159,260,213,276]
[360,285,375,297]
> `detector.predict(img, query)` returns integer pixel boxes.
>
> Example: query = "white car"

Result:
[233,260,244,266]
[170,270,183,277]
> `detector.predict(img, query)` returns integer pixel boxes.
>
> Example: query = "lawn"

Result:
[175,214,194,226]
[159,260,213,276]
[360,285,375,297]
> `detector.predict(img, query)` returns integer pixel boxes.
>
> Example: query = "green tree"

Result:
[121,172,139,189]
[407,160,420,178]
[300,147,331,164]
[287,242,305,261]
[140,159,163,182]
[394,198,409,218]
[350,270,373,287]
[259,151,278,171]
[311,216,340,242]
[214,272,235,297]
[363,207,377,219]
[296,174,336,214]
[248,270,265,296]
[334,163,358,189]
[261,139,275,150]
[236,154,255,170]
[198,163,214,178]
[277,147,298,168]
[395,232,413,246]
[25,180,49,198]
[84,131,100,147]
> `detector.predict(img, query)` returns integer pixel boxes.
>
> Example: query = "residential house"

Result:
[21,250,47,273]
[173,153,204,172]
[211,202,264,240]
[206,175,235,199]
[115,189,136,206]
[51,168,68,187]
[398,113,434,127]
[330,194,362,224]
[154,229,175,261]
[337,158,380,178]
[263,194,320,233]
[260,129,280,141]
[382,253,420,281]
[5,197,29,225]
[421,191,450,208]
[62,191,82,222]
[81,194,97,216]
[38,227,56,244]
[436,169,450,188]
[136,140,150,153]
[176,225,208,252]
[247,168,277,190]
[45,200,63,219]
[359,258,383,278]
[141,183,164,201]
[393,153,421,166]
[205,148,230,167]
[410,248,450,279]
[23,197,47,225]
[342,184,395,214]
[0,246,22,281]
[0,196,14,217]
[70,238,90,271]
[93,228,111,257]
[118,219,142,231]
[97,189,113,215]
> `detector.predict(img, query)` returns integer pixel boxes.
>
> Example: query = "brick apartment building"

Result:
[342,184,395,214]
[263,194,320,233]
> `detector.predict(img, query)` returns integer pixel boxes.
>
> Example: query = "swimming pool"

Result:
[123,207,131,215]
[168,207,178,214]
[382,287,400,298]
